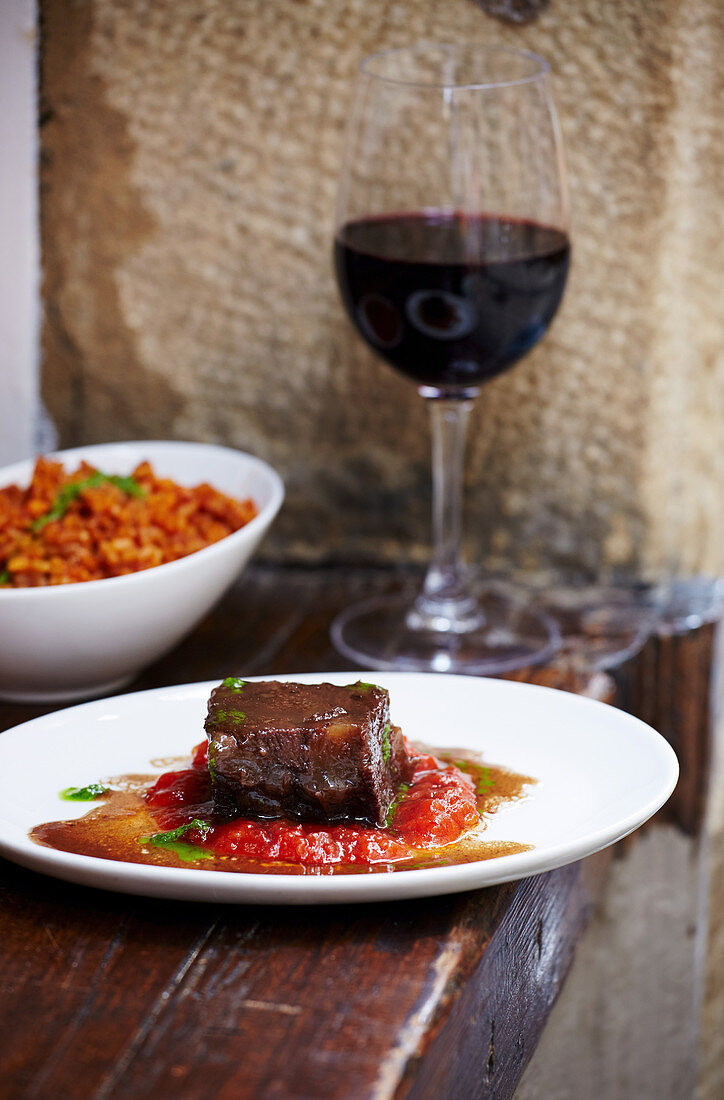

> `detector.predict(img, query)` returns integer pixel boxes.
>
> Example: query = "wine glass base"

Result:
[331,590,560,676]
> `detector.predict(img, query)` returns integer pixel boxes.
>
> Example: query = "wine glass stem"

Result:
[409,395,484,632]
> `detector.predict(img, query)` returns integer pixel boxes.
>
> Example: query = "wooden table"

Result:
[0,567,716,1100]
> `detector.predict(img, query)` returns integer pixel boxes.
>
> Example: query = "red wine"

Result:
[334,211,570,393]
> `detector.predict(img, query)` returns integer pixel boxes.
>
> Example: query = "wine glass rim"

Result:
[359,42,551,91]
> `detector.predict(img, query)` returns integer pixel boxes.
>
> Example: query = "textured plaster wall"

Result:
[40,0,724,576]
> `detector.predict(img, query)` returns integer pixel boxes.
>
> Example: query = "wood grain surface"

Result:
[628,621,717,836]
[0,566,712,1100]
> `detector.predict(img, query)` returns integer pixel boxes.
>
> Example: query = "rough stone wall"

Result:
[40,0,724,577]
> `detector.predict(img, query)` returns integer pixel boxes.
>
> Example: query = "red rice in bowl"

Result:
[0,457,258,587]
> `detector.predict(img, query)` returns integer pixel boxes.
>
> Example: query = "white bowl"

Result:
[0,441,284,703]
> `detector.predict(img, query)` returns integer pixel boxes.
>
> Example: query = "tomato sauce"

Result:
[144,742,484,865]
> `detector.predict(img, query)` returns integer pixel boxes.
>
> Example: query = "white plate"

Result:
[0,673,678,905]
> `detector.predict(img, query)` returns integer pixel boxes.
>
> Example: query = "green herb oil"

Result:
[140,818,214,861]
[61,783,109,801]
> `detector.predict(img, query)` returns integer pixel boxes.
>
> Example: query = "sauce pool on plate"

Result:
[30,740,534,876]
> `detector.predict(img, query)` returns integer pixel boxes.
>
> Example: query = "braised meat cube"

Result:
[205,678,415,826]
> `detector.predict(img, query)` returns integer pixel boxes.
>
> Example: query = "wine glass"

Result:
[331,43,570,674]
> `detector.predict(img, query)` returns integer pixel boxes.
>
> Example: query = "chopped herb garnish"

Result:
[61,783,109,801]
[385,782,411,827]
[140,819,214,862]
[31,470,146,532]
[209,708,246,725]
[207,745,218,783]
[474,767,496,796]
[346,681,379,692]
[448,759,496,798]
[141,818,214,854]
[221,676,246,693]
[381,722,391,764]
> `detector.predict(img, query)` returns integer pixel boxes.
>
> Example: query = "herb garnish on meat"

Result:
[221,677,247,693]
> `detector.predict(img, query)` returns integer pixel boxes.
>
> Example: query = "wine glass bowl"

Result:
[331,43,570,674]
[334,212,569,396]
